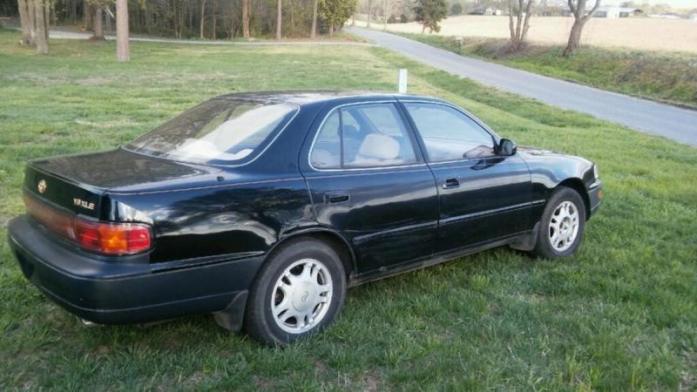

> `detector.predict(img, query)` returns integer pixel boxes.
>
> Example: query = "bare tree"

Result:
[311,0,318,38]
[564,0,600,56]
[93,6,104,39]
[83,1,93,31]
[33,0,49,54]
[17,0,33,45]
[276,0,282,40]
[507,0,534,50]
[382,0,388,30]
[211,0,217,39]
[116,0,129,61]
[199,0,207,39]
[242,0,250,38]
[366,0,372,27]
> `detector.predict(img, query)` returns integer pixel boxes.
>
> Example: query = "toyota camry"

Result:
[8,92,603,345]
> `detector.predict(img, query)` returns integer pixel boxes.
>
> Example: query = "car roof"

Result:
[213,91,443,106]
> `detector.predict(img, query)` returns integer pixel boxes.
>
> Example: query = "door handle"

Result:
[324,192,350,204]
[442,178,460,189]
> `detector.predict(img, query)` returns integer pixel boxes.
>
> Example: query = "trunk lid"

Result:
[24,148,210,219]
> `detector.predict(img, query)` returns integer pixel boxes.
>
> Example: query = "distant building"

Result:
[469,7,503,16]
[594,6,643,18]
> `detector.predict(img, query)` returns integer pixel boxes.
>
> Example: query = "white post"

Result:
[397,69,407,93]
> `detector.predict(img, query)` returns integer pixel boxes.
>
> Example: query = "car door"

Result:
[300,101,439,275]
[401,101,534,253]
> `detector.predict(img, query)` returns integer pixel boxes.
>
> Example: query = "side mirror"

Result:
[496,138,517,156]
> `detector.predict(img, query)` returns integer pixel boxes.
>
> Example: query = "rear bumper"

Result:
[588,180,603,216]
[8,215,262,327]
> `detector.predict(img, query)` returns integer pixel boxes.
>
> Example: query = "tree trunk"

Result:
[329,23,334,37]
[507,0,533,50]
[242,0,250,38]
[367,0,372,27]
[33,0,48,54]
[93,7,104,39]
[276,0,282,40]
[514,0,523,42]
[200,0,206,39]
[116,0,129,61]
[563,19,585,56]
[507,0,515,42]
[17,0,33,45]
[27,0,35,42]
[211,0,217,39]
[520,0,534,43]
[563,0,600,56]
[83,1,93,31]
[310,0,318,39]
[383,0,387,30]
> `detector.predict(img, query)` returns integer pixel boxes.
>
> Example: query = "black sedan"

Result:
[8,92,602,345]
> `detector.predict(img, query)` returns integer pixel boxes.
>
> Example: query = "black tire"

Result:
[533,187,587,259]
[244,238,346,346]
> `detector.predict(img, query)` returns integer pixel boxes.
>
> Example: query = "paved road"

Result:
[348,27,697,147]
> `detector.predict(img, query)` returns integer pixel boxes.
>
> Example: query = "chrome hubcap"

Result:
[271,258,333,334]
[549,200,580,252]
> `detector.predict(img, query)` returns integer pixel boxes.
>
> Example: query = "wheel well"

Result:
[268,230,356,278]
[557,178,590,219]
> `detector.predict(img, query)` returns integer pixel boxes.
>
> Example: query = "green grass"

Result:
[400,33,697,109]
[1,28,697,390]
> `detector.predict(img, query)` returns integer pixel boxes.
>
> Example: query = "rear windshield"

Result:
[126,99,297,165]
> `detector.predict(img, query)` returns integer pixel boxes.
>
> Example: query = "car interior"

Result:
[311,104,417,169]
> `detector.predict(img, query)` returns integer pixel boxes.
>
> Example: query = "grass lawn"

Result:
[1,28,696,390]
[399,33,697,109]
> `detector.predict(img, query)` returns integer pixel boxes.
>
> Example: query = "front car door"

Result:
[300,101,439,276]
[400,101,535,253]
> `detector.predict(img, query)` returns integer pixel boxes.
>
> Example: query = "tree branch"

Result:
[583,0,601,21]
[568,0,576,15]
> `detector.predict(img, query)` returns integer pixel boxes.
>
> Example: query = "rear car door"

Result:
[401,101,534,252]
[300,101,439,275]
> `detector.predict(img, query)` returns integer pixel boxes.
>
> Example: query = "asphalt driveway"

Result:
[348,27,697,147]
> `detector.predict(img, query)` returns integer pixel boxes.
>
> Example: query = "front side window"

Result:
[405,103,495,161]
[127,99,297,165]
[310,103,418,169]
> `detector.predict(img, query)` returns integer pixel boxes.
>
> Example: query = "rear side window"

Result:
[405,103,495,161]
[310,103,418,169]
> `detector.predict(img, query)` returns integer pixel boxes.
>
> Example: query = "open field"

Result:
[400,33,697,108]
[1,28,697,390]
[356,16,697,53]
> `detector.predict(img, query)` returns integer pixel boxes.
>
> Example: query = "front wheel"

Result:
[244,238,346,346]
[534,187,587,259]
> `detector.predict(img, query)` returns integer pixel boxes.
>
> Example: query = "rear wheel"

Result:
[244,238,346,346]
[534,187,586,259]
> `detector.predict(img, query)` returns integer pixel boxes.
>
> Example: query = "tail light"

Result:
[74,220,151,255]
[24,194,152,256]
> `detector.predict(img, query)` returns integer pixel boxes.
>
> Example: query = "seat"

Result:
[350,133,401,167]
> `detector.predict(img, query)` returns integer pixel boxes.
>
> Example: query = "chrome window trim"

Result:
[307,100,425,172]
